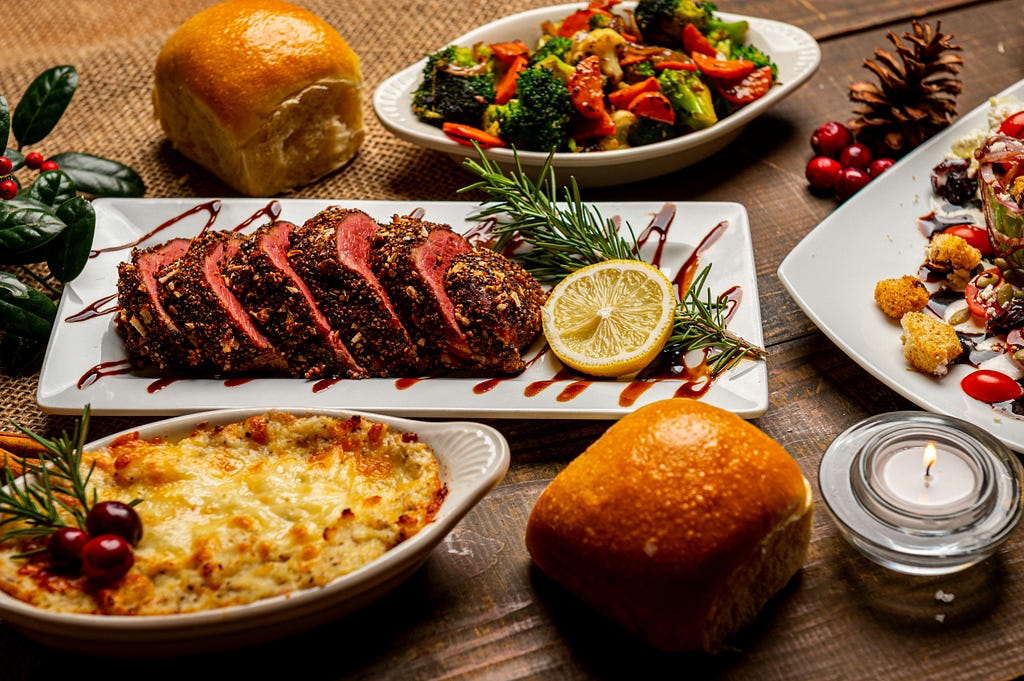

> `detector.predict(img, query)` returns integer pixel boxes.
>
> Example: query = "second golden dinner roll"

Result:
[153,0,365,196]
[525,398,813,653]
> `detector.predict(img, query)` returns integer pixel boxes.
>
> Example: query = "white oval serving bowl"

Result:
[0,407,509,656]
[373,2,821,187]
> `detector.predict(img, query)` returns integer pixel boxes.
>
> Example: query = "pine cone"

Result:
[848,20,963,158]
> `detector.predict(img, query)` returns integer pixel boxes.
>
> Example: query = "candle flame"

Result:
[924,441,937,477]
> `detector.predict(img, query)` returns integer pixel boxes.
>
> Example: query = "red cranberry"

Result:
[868,157,896,177]
[86,501,143,545]
[810,121,853,158]
[835,167,871,200]
[0,179,16,200]
[40,160,59,172]
[0,156,12,175]
[838,142,873,170]
[80,534,134,584]
[47,527,90,573]
[805,156,842,192]
[24,152,44,170]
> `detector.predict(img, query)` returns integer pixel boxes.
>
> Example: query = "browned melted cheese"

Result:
[0,412,445,615]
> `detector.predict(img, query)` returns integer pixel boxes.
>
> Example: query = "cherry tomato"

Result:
[691,52,755,79]
[942,223,994,257]
[682,23,716,57]
[998,111,1024,139]
[961,369,1024,403]
[713,65,773,106]
[964,268,1004,319]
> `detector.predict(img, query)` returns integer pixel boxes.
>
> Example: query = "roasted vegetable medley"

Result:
[411,0,777,152]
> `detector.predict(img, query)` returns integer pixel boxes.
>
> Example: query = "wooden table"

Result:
[3,0,1024,678]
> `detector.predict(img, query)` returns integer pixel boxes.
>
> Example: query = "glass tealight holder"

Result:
[819,411,1024,575]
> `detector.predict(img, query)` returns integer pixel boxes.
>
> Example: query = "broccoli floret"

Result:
[533,54,575,84]
[411,45,495,127]
[624,59,657,82]
[529,36,572,66]
[656,69,717,131]
[486,67,574,151]
[627,117,674,147]
[730,43,778,80]
[634,0,715,47]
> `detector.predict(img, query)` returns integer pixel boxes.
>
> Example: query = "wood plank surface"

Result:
[3,0,1024,678]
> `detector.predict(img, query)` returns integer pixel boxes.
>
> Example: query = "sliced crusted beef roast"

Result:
[157,230,288,374]
[288,208,421,376]
[114,238,210,371]
[225,220,366,379]
[371,215,474,370]
[444,247,547,374]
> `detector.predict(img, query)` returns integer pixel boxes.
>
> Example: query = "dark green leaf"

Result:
[48,196,95,282]
[27,169,77,207]
[49,152,145,197]
[0,333,46,375]
[11,66,78,147]
[4,148,25,171]
[0,286,56,340]
[0,271,29,298]
[0,95,9,155]
[0,199,65,254]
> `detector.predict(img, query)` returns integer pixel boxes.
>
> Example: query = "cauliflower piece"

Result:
[900,311,963,376]
[874,275,930,319]
[925,233,982,290]
[570,28,626,84]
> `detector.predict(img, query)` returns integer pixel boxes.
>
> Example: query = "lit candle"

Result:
[876,440,977,514]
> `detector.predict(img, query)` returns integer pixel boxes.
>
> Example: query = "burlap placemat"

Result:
[0,0,553,437]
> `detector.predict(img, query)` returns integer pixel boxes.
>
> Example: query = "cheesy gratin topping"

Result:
[0,411,446,615]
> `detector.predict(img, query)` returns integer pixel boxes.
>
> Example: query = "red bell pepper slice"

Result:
[573,110,617,141]
[713,65,773,106]
[490,41,529,66]
[627,91,675,125]
[607,77,660,110]
[568,55,607,119]
[558,7,612,37]
[682,24,717,57]
[495,54,527,105]
[653,60,697,72]
[691,52,755,79]
[442,122,508,148]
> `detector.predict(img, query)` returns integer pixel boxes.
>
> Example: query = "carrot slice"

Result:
[490,41,529,65]
[682,24,717,57]
[691,52,755,79]
[442,122,508,148]
[568,55,608,119]
[573,110,617,141]
[627,91,676,125]
[495,55,527,105]
[653,60,697,71]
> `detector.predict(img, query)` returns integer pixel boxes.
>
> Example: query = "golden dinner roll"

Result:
[153,0,365,196]
[525,398,813,653]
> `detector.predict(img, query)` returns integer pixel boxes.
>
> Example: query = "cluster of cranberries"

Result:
[805,122,896,201]
[0,152,59,200]
[47,501,143,584]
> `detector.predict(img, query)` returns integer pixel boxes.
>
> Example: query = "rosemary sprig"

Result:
[459,145,766,374]
[0,405,97,547]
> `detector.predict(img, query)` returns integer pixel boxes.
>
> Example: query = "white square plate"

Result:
[38,198,767,418]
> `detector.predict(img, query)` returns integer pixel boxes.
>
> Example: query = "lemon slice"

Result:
[541,259,676,378]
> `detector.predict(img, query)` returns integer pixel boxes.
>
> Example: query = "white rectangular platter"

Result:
[38,198,767,418]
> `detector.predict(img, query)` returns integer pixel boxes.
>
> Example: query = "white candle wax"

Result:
[878,443,976,512]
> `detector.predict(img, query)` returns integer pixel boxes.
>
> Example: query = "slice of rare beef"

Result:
[115,238,210,372]
[371,215,474,370]
[288,207,420,376]
[157,230,287,374]
[225,220,366,380]
[444,247,547,374]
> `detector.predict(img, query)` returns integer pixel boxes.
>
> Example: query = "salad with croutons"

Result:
[410,0,777,152]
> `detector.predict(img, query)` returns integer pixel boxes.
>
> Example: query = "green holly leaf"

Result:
[27,169,77,207]
[47,196,95,283]
[0,285,57,341]
[49,151,145,197]
[11,65,78,147]
[0,333,47,375]
[0,198,66,254]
